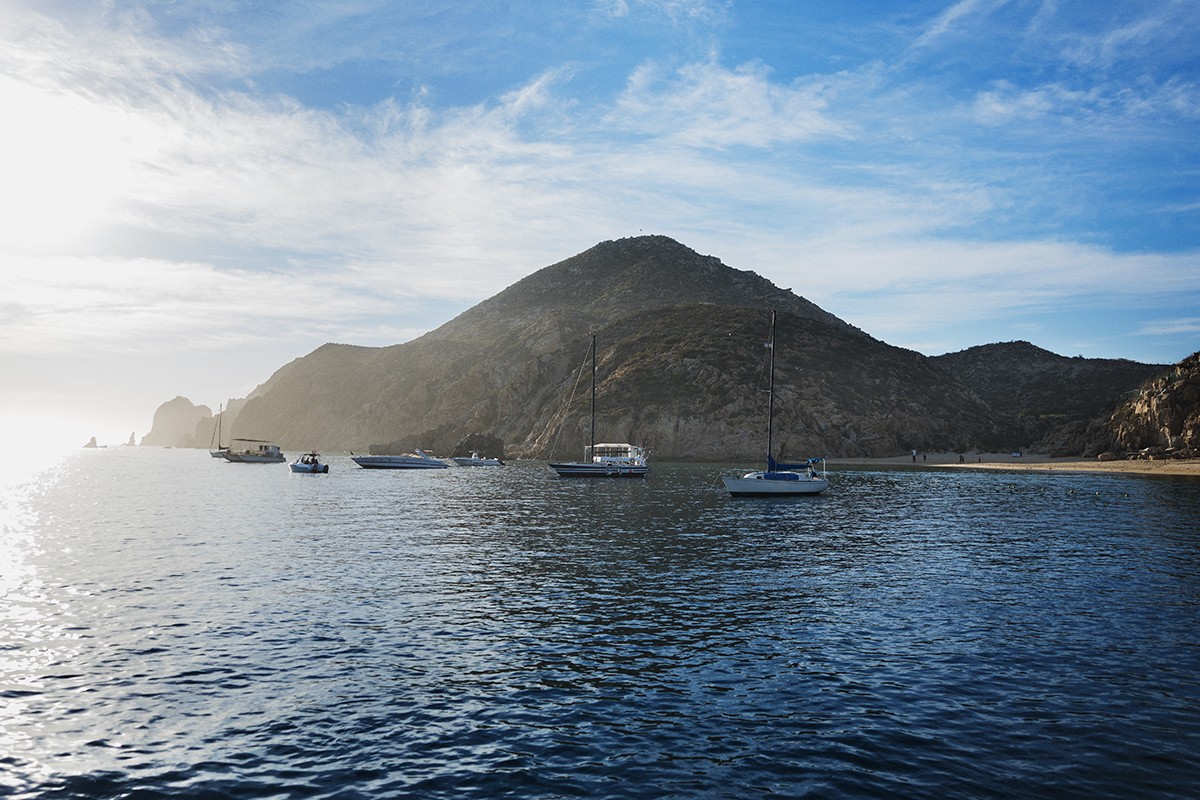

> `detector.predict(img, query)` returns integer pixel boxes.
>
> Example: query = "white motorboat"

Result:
[223,438,286,463]
[722,311,829,497]
[451,451,505,466]
[350,450,449,469]
[290,452,329,473]
[549,334,649,478]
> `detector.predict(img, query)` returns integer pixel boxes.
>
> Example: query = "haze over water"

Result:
[2,448,1199,798]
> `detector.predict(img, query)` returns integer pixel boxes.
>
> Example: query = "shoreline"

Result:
[825,452,1200,478]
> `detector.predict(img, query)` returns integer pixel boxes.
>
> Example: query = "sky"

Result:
[1,0,1198,451]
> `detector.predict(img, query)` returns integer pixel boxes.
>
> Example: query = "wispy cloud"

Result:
[610,59,845,147]
[1138,317,1200,337]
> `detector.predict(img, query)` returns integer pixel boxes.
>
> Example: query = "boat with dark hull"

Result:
[549,334,649,478]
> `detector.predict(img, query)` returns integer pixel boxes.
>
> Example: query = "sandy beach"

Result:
[827,452,1200,478]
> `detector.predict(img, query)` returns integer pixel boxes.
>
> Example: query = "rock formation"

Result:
[1107,351,1200,457]
[140,396,246,448]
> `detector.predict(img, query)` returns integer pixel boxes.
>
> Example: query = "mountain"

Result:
[931,341,1163,448]
[146,236,1170,459]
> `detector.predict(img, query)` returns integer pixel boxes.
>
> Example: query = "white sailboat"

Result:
[549,334,649,478]
[723,311,828,497]
[209,404,229,458]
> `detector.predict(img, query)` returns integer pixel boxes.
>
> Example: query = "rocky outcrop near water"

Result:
[140,396,212,447]
[1106,351,1200,458]
[153,236,1170,459]
[140,396,245,448]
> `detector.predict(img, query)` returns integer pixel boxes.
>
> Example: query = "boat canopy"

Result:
[588,442,643,459]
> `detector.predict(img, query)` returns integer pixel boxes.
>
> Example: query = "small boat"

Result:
[451,451,505,467]
[350,450,449,469]
[222,438,286,463]
[549,334,649,478]
[722,311,829,497]
[290,452,329,473]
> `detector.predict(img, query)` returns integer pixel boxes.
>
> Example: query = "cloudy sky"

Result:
[2,0,1198,449]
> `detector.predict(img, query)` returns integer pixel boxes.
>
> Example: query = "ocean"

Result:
[2,447,1198,799]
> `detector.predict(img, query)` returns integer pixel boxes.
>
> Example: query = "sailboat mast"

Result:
[589,334,597,457]
[766,311,776,466]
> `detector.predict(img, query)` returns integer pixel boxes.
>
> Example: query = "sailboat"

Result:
[549,334,649,477]
[209,404,229,458]
[723,311,828,496]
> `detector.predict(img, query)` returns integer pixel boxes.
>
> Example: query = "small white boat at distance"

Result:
[350,450,449,469]
[223,438,286,463]
[451,451,505,467]
[723,311,829,497]
[290,452,329,473]
[549,334,649,478]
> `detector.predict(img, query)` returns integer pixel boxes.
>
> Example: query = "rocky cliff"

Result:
[139,396,212,447]
[140,396,245,448]
[146,236,1170,459]
[1107,351,1200,456]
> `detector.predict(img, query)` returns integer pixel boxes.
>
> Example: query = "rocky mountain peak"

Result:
[432,235,860,343]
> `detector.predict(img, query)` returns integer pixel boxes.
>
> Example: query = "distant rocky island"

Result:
[142,235,1198,461]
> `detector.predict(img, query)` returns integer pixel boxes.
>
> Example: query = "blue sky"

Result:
[1,0,1198,449]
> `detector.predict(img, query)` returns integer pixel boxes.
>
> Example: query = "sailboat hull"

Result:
[550,461,648,477]
[723,472,828,496]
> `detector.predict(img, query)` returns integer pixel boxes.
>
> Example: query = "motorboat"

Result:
[290,452,329,473]
[350,450,449,469]
[451,451,505,466]
[223,438,285,463]
[722,311,829,497]
[549,334,649,478]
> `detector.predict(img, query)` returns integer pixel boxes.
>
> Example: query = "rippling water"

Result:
[2,448,1198,798]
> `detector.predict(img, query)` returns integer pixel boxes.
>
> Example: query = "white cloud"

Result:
[609,59,846,148]
[913,0,1004,49]
[1138,317,1200,337]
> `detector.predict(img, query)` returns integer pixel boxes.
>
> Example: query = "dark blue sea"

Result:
[2,448,1199,799]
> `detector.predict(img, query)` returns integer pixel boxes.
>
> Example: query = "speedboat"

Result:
[451,451,505,467]
[290,452,329,473]
[350,450,449,469]
[223,438,286,463]
[551,442,648,477]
